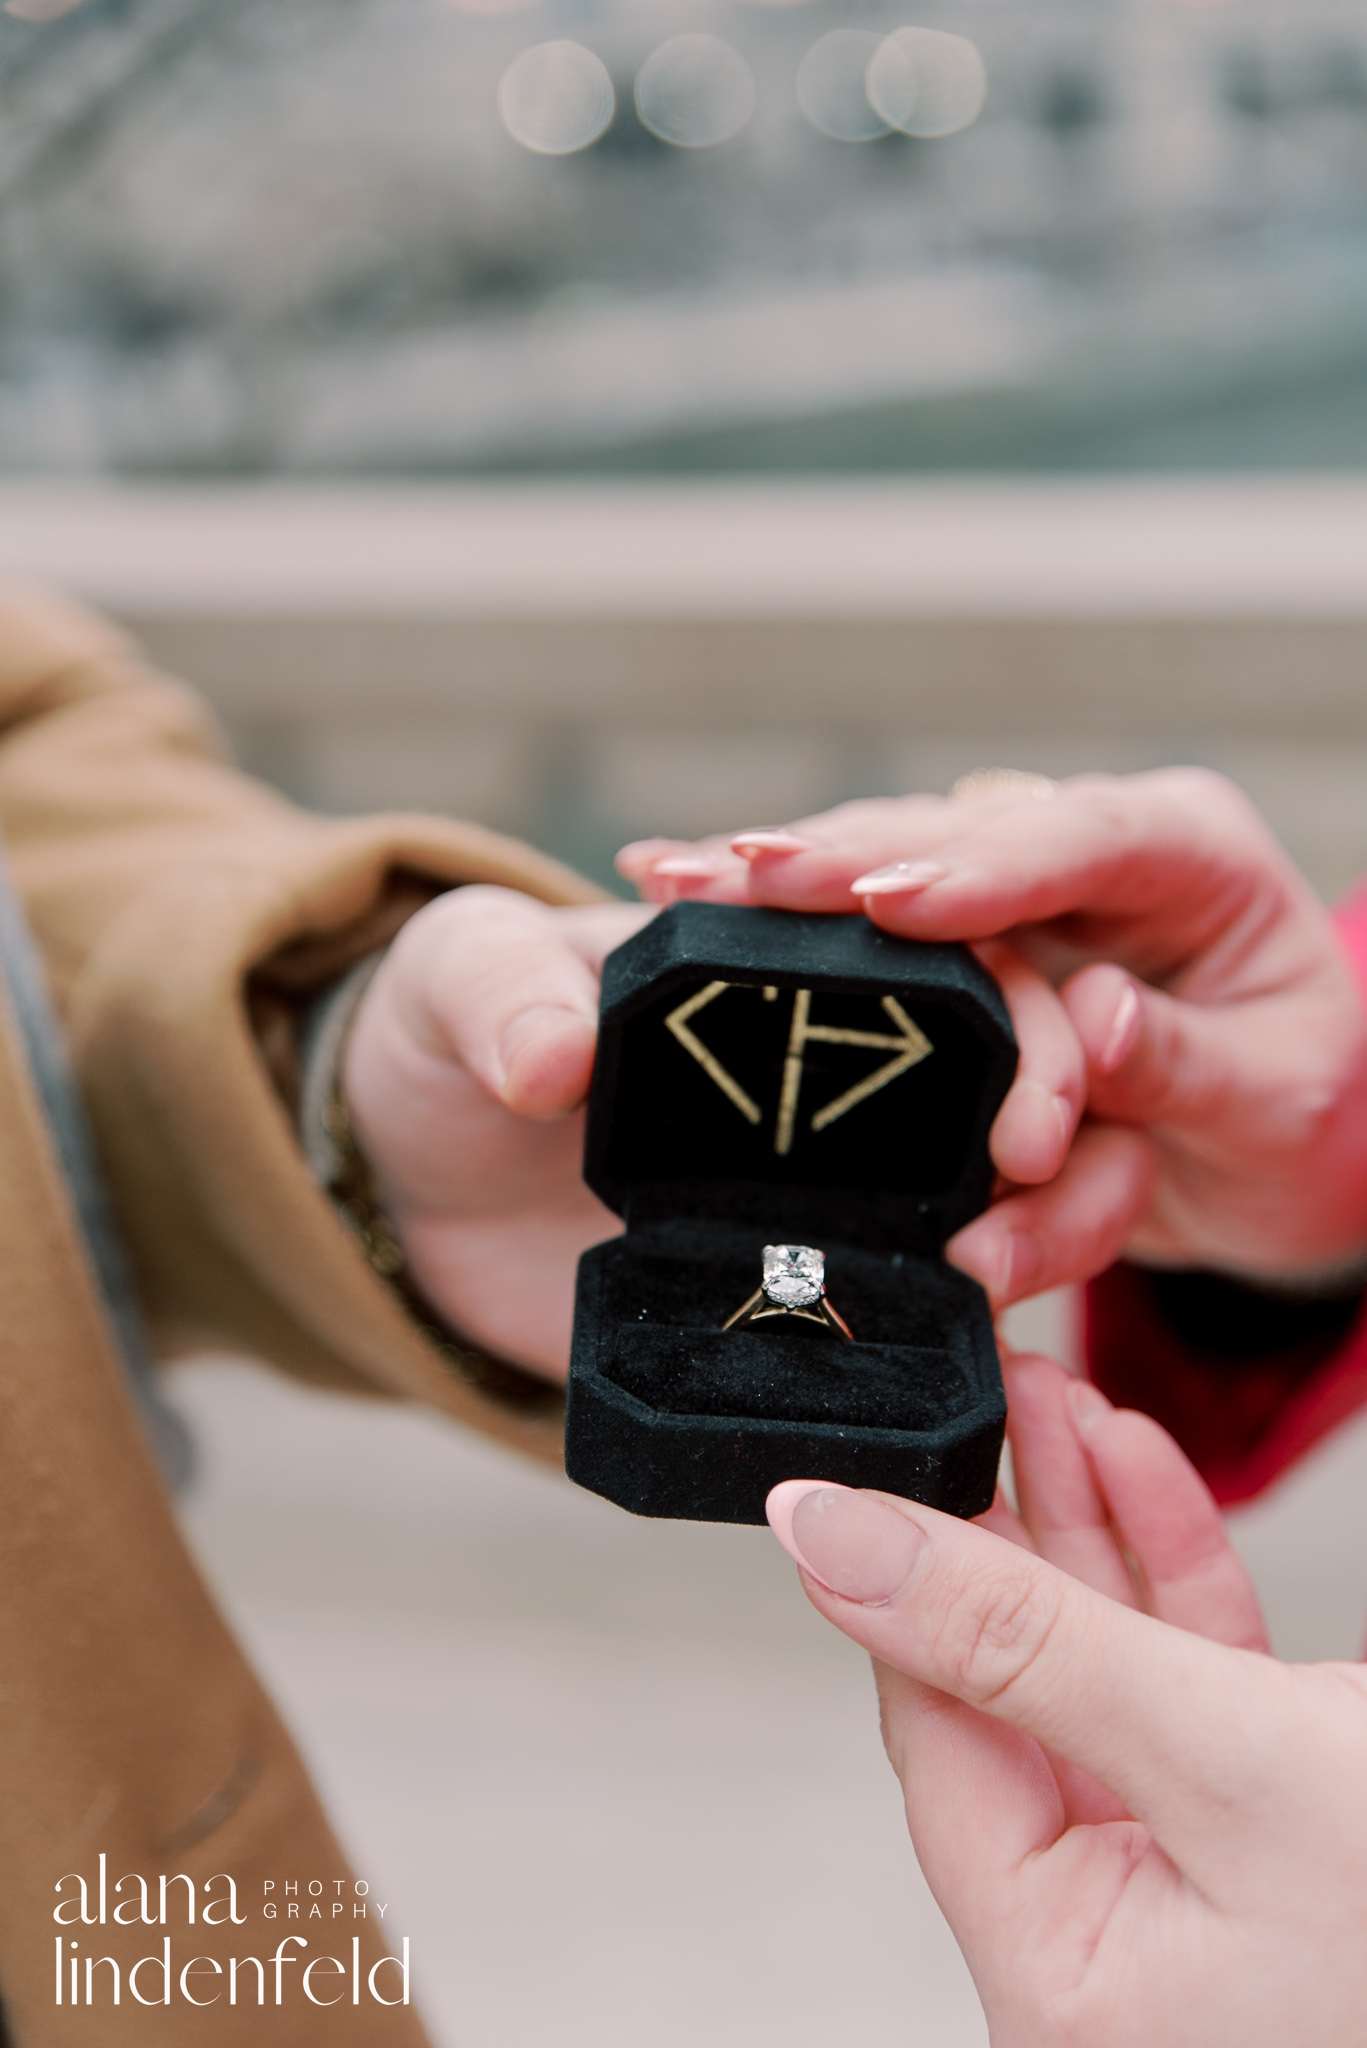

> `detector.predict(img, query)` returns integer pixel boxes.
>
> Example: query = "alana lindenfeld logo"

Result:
[53,1855,410,2009]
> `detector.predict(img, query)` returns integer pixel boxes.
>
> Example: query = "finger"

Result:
[490,900,655,1114]
[1002,1354,1139,1609]
[872,1661,1072,1942]
[975,941,1085,1185]
[946,1123,1156,1305]
[842,770,1289,977]
[874,1664,1151,1955]
[615,838,690,887]
[1067,1381,1270,1652]
[557,899,659,973]
[732,796,962,913]
[1065,960,1243,1131]
[975,1484,1037,1552]
[621,797,958,911]
[388,889,649,1118]
[1001,1355,1145,1827]
[722,791,1065,916]
[1064,959,1299,1135]
[766,1477,1291,1874]
[615,837,752,904]
[623,788,1051,912]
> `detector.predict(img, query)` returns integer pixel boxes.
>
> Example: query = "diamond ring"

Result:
[722,1244,854,1341]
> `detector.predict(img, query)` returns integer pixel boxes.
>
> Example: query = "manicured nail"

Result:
[652,855,726,878]
[768,1482,926,1605]
[731,828,812,859]
[943,1218,1003,1296]
[947,1222,1038,1305]
[1065,1376,1114,1437]
[615,840,667,877]
[850,859,951,897]
[1099,981,1141,1076]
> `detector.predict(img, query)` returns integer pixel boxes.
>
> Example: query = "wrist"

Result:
[298,956,561,1412]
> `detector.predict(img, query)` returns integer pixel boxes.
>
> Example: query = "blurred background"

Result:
[8,0,1367,472]
[6,0,1367,2042]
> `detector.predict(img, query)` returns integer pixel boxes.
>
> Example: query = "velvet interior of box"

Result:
[565,903,1018,1524]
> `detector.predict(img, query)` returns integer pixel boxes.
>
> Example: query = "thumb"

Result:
[766,1480,1294,1886]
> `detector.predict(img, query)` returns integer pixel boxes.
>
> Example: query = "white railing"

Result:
[3,477,1365,896]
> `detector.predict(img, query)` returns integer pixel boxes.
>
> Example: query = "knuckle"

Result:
[1275,1075,1342,1152]
[430,882,535,928]
[1155,765,1284,854]
[392,885,484,954]
[400,883,548,971]
[1155,763,1239,807]
[939,1559,1065,1709]
[1074,777,1135,834]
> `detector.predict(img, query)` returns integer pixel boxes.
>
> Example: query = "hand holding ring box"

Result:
[566,903,1018,1525]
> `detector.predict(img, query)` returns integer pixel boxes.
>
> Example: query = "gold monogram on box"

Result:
[664,981,934,1157]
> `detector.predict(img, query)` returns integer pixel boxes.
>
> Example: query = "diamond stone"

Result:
[762,1243,824,1309]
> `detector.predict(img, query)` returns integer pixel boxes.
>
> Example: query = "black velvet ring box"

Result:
[565,903,1018,1525]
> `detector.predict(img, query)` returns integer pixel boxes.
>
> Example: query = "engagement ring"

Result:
[723,1244,853,1341]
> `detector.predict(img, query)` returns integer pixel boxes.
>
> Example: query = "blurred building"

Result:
[5,474,1366,901]
[4,0,1367,474]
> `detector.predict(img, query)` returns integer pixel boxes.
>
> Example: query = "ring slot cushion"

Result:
[566,904,1018,1524]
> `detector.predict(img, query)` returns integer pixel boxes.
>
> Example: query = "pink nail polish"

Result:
[615,840,666,873]
[652,855,725,879]
[944,1217,1004,1298]
[768,1481,926,1605]
[1065,1376,1114,1436]
[954,1227,1039,1305]
[1099,982,1141,1075]
[850,859,951,897]
[731,828,812,859]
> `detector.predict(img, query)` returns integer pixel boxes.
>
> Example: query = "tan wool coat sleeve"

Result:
[0,582,606,1465]
[0,963,442,2046]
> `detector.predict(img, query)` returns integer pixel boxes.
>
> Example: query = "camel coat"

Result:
[0,585,601,2044]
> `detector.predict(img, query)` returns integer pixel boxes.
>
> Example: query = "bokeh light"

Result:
[440,0,540,16]
[497,41,615,156]
[866,28,987,140]
[796,31,890,143]
[3,0,90,18]
[634,35,756,149]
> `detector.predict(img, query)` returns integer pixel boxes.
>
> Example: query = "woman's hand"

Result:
[339,880,1126,1368]
[766,1358,1367,2048]
[343,887,651,1381]
[622,771,1367,1298]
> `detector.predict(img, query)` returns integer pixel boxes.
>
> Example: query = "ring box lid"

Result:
[585,903,1017,1256]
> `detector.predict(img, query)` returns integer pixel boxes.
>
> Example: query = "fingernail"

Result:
[1099,981,1141,1075]
[1051,1092,1073,1147]
[767,1482,927,1605]
[850,859,951,897]
[731,828,812,859]
[948,1224,1039,1305]
[651,855,726,879]
[944,1218,1005,1296]
[1065,1376,1113,1437]
[614,840,663,875]
[496,1003,595,1099]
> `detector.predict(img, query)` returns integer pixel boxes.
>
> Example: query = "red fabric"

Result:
[1085,886,1367,1506]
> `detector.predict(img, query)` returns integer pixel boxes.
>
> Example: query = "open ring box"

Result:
[566,903,1018,1525]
